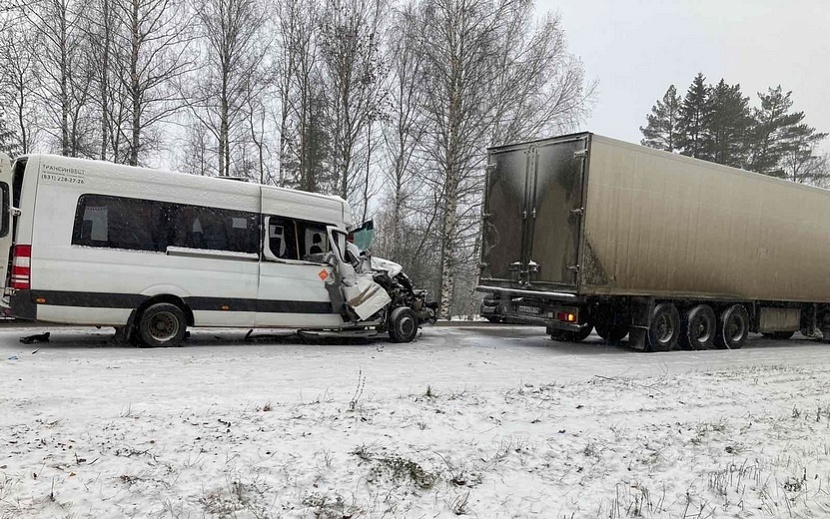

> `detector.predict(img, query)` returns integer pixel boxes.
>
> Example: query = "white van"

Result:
[0,154,435,346]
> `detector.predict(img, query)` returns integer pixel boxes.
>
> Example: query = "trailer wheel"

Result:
[388,307,418,343]
[595,322,628,343]
[137,302,187,347]
[647,303,680,352]
[762,331,795,340]
[715,304,749,349]
[680,305,716,350]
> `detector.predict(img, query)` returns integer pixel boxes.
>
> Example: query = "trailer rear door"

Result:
[480,135,587,290]
[526,137,587,288]
[480,146,531,284]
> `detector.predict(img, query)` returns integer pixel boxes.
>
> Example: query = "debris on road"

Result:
[20,332,50,344]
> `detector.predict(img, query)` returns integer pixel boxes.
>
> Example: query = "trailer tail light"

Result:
[556,311,576,323]
[10,244,31,290]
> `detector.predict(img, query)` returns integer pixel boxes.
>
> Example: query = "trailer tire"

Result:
[137,302,187,348]
[680,304,716,350]
[762,331,795,340]
[388,307,418,343]
[647,303,680,352]
[595,322,628,343]
[715,304,749,349]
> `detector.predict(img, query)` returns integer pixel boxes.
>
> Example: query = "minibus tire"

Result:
[138,303,187,347]
[388,307,418,343]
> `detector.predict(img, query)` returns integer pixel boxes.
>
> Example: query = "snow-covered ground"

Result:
[1,325,830,518]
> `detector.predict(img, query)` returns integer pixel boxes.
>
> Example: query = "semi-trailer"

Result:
[477,132,830,351]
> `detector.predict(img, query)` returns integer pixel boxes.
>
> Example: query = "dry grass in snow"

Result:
[2,364,830,518]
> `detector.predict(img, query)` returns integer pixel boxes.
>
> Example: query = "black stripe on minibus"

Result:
[32,291,148,308]
[256,299,333,314]
[188,297,333,314]
[30,291,335,314]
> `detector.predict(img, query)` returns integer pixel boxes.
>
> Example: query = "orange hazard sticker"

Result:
[318,270,329,281]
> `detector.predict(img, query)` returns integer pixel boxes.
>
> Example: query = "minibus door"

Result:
[0,153,13,292]
[258,215,343,328]
[325,226,391,322]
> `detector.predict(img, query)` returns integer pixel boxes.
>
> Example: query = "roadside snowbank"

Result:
[2,356,829,518]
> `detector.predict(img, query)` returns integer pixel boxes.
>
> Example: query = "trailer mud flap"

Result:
[628,297,653,351]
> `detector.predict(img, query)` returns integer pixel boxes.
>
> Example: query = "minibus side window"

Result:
[72,194,259,254]
[263,217,332,262]
[266,216,298,260]
[298,223,329,258]
[73,195,161,251]
[178,207,258,254]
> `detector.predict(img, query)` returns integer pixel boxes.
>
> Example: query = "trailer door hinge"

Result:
[574,149,588,159]
[570,207,584,216]
[568,264,580,272]
[522,210,527,219]
[531,208,536,218]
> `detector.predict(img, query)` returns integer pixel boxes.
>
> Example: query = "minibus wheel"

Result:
[388,307,418,343]
[138,302,187,347]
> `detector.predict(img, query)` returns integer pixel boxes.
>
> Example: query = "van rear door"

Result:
[0,153,12,291]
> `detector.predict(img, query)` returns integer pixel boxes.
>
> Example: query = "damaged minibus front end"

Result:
[320,222,437,342]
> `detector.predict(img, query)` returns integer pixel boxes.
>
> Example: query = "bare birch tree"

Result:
[244,79,276,184]
[23,0,91,156]
[487,11,594,145]
[378,1,426,262]
[80,0,117,159]
[186,0,267,177]
[0,26,40,154]
[318,0,385,213]
[274,0,331,192]
[406,0,593,318]
[110,0,192,165]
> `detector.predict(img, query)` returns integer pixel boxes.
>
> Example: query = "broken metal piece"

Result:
[20,332,50,344]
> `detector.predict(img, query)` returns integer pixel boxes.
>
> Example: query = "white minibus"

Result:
[0,154,435,346]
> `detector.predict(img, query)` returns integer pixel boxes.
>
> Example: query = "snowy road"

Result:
[2,324,829,411]
[2,324,830,518]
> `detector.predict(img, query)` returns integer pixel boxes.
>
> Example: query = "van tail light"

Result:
[10,244,31,290]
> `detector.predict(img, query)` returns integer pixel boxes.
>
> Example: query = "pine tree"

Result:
[701,79,752,168]
[747,86,808,177]
[640,84,682,152]
[779,122,828,184]
[677,73,710,159]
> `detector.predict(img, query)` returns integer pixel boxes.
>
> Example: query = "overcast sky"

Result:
[540,0,830,152]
